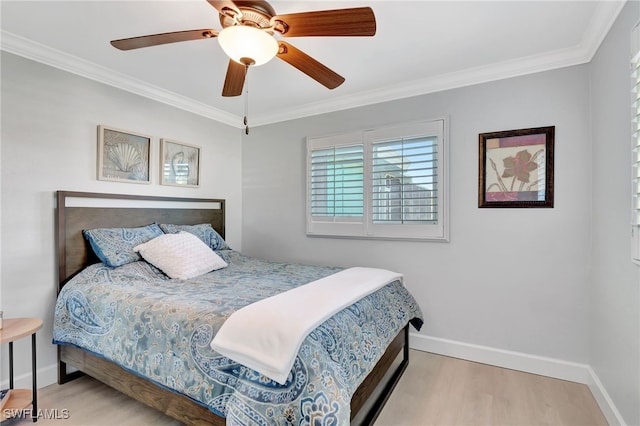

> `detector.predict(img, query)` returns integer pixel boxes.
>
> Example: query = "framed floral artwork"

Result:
[160,139,200,187]
[478,126,554,208]
[97,125,151,184]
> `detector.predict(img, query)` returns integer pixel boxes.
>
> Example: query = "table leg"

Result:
[8,341,13,389]
[31,333,37,422]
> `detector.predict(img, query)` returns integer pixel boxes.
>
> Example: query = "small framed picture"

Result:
[160,139,200,187]
[97,125,151,184]
[478,126,554,208]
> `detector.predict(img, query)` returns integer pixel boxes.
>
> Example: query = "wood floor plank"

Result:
[4,350,607,425]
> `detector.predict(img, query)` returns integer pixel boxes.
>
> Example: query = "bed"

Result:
[53,191,423,425]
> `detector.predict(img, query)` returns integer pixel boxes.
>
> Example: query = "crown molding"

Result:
[1,1,625,128]
[0,30,243,128]
[252,44,591,126]
[581,0,628,60]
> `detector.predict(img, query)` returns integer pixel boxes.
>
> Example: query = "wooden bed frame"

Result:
[55,190,410,425]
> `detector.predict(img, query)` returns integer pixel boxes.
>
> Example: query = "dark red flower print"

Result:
[502,149,538,184]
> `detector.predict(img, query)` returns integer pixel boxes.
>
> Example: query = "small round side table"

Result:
[0,317,43,422]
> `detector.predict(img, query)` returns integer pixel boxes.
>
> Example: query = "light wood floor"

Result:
[4,350,607,426]
[374,351,607,426]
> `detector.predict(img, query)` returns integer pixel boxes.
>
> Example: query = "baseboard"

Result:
[410,332,625,426]
[1,363,58,392]
[585,365,627,426]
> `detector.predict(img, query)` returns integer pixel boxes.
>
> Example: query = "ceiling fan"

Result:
[110,1,377,97]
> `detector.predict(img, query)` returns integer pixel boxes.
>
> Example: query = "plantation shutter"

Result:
[371,136,438,224]
[631,21,640,262]
[310,145,364,218]
[307,132,366,237]
[364,119,447,240]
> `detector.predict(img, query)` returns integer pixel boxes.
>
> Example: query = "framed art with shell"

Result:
[97,125,151,184]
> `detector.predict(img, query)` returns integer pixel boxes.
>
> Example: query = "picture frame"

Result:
[160,138,201,187]
[97,125,151,184]
[478,126,554,208]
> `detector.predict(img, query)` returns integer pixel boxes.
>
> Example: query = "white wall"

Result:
[242,65,592,365]
[0,52,243,387]
[590,1,640,424]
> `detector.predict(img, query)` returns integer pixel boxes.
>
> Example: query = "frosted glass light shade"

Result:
[218,26,279,66]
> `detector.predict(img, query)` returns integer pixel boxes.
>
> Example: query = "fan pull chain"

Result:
[244,64,250,135]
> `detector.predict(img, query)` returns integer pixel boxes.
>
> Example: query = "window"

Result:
[310,144,364,218]
[307,119,449,241]
[632,21,640,263]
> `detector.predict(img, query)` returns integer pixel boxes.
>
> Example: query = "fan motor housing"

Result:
[219,1,275,29]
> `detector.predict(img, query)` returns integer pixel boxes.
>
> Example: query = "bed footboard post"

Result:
[58,346,84,384]
[58,345,70,384]
[58,359,69,384]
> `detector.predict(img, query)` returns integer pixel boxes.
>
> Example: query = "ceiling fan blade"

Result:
[111,29,218,50]
[206,0,241,18]
[271,7,376,37]
[277,41,345,90]
[222,60,247,97]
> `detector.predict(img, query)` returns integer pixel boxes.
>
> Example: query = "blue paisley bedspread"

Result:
[53,250,423,425]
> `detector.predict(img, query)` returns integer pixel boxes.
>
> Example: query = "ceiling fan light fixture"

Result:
[218,25,278,66]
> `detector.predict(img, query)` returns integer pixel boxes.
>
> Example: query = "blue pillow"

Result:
[83,224,164,267]
[159,223,229,251]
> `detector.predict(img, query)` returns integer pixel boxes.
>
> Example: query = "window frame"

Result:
[306,118,449,242]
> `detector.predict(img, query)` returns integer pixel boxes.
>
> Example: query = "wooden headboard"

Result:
[56,191,225,292]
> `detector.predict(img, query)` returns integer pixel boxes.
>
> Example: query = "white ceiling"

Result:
[0,1,626,128]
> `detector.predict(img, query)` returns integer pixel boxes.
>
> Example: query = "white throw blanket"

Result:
[210,267,403,385]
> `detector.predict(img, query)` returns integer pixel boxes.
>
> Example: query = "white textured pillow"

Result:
[133,231,227,279]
